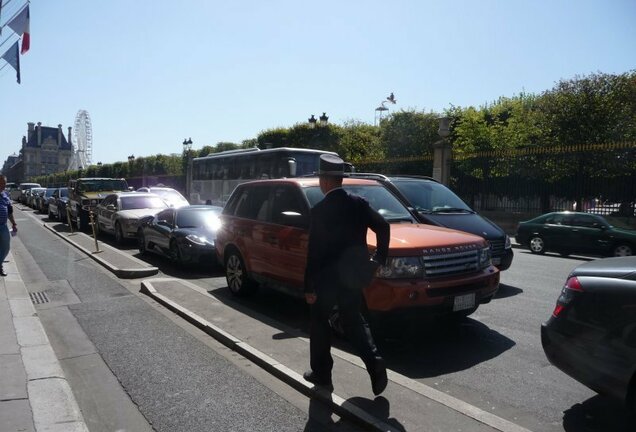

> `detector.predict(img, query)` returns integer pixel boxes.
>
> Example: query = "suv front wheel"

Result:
[225,250,257,296]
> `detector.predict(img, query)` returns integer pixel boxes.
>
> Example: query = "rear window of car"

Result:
[120,196,167,210]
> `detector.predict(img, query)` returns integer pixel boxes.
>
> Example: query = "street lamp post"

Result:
[307,113,329,129]
[432,117,452,185]
[183,138,193,201]
[374,93,397,126]
[307,113,329,148]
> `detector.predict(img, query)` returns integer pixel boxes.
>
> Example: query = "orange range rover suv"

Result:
[215,177,500,323]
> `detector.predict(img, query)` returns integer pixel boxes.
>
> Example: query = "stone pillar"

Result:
[27,122,35,134]
[37,122,42,145]
[432,117,452,185]
[57,124,63,146]
[67,127,72,144]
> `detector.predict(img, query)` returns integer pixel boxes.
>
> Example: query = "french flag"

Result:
[7,5,30,54]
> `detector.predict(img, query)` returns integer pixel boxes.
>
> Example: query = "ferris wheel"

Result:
[68,110,93,170]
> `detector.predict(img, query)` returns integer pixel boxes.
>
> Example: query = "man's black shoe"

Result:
[0,267,6,277]
[303,371,333,389]
[370,359,388,396]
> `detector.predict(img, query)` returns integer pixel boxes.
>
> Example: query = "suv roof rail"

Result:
[348,172,439,183]
[347,172,391,181]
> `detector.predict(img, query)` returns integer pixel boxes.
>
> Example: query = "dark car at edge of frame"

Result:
[516,211,635,257]
[541,255,636,411]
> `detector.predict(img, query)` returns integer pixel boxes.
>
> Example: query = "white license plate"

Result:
[453,293,476,311]
[492,257,501,265]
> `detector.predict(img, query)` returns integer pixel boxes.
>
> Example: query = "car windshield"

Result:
[391,180,472,213]
[79,180,128,192]
[152,189,189,206]
[45,189,56,197]
[303,184,415,222]
[175,208,222,228]
[120,196,167,210]
[60,188,69,197]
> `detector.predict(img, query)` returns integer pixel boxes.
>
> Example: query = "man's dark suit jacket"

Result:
[304,188,390,295]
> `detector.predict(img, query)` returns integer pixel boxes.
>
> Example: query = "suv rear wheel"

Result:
[225,250,257,296]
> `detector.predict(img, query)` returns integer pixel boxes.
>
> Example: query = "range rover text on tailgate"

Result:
[215,177,500,325]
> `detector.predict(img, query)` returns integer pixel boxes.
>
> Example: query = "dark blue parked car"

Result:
[350,174,513,270]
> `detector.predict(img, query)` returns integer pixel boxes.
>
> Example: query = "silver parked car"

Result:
[137,186,189,208]
[94,192,168,243]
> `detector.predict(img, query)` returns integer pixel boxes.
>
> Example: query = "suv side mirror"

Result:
[279,211,308,228]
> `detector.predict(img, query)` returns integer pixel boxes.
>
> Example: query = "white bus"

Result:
[189,147,340,205]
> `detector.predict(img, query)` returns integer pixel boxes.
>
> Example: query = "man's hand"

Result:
[305,293,317,305]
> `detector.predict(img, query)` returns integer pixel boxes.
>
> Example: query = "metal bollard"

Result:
[89,211,102,254]
[66,206,75,235]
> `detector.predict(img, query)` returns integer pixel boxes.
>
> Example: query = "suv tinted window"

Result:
[271,185,308,227]
[234,185,270,220]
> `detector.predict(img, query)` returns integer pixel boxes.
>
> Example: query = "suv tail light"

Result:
[552,276,584,317]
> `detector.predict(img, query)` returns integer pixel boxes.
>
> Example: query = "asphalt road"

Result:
[17,206,636,432]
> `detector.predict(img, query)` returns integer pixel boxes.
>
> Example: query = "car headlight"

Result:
[121,219,138,229]
[377,256,424,279]
[504,235,511,249]
[479,247,491,268]
[186,234,208,245]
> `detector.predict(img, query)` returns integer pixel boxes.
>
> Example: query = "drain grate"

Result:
[30,291,50,304]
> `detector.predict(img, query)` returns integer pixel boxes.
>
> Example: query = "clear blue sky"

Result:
[1,0,635,165]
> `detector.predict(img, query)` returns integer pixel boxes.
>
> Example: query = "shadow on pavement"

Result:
[303,396,405,432]
[208,284,515,380]
[377,317,515,378]
[562,394,635,432]
[494,283,523,299]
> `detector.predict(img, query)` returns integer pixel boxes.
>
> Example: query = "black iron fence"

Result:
[356,142,636,216]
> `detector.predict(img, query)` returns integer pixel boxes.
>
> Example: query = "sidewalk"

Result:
[0,251,88,432]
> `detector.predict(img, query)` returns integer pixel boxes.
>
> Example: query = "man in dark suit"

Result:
[303,154,390,396]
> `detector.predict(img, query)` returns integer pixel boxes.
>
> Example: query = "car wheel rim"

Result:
[614,245,632,257]
[530,237,543,252]
[226,255,243,293]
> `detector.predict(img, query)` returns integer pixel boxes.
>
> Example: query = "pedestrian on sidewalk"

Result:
[0,175,17,276]
[303,154,390,396]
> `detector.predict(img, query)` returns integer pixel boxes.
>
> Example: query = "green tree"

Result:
[336,120,382,163]
[380,110,440,158]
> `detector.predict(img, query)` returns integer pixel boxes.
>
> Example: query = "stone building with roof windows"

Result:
[16,122,74,181]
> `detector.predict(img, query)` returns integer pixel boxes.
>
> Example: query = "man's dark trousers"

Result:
[309,285,380,380]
